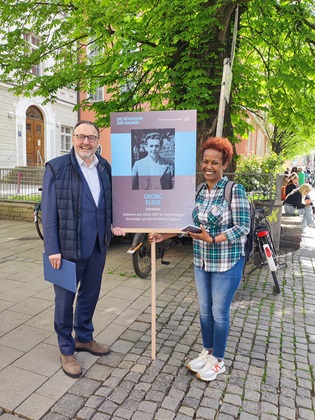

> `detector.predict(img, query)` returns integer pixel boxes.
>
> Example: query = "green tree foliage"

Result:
[234,152,283,193]
[234,0,315,158]
[0,0,315,159]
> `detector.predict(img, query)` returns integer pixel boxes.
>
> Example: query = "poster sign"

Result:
[111,110,197,232]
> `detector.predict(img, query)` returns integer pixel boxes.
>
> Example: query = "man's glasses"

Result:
[75,134,99,143]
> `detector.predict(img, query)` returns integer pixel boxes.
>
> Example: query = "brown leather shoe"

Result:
[75,340,110,356]
[60,354,82,378]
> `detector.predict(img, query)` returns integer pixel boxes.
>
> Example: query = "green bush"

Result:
[234,153,283,195]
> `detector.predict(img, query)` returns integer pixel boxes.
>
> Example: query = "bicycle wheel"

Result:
[256,224,278,266]
[132,233,151,278]
[271,271,281,294]
[34,202,44,240]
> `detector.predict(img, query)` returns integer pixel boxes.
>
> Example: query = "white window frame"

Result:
[23,33,42,76]
[89,86,104,102]
[87,41,104,102]
[61,125,72,152]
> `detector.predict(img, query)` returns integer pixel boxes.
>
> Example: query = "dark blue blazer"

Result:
[42,149,112,260]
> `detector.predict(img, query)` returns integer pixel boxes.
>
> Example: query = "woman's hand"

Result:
[188,225,211,242]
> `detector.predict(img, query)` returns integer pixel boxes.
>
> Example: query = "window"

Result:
[89,86,104,102]
[87,42,104,102]
[61,126,72,151]
[23,33,41,76]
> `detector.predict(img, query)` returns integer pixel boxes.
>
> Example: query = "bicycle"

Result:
[34,187,43,240]
[127,233,184,278]
[247,204,281,294]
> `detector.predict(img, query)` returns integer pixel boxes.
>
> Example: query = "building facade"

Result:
[0,82,78,169]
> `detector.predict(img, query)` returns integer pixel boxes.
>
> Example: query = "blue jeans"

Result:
[284,204,314,228]
[194,257,244,359]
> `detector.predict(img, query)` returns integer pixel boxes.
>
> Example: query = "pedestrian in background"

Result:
[284,183,315,228]
[297,167,305,186]
[149,137,250,382]
[285,172,299,197]
[42,120,125,378]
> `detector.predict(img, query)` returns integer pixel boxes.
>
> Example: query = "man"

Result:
[132,132,174,190]
[42,120,125,378]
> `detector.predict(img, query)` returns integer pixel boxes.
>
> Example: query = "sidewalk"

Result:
[0,219,314,420]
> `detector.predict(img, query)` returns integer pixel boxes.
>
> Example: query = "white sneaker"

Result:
[308,223,315,228]
[197,358,226,381]
[187,349,213,373]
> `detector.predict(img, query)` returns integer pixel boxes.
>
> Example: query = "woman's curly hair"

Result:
[201,137,234,165]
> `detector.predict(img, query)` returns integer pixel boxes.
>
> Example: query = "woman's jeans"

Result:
[194,257,244,360]
[284,204,314,228]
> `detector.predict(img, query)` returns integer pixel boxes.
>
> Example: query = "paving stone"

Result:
[111,367,129,379]
[114,406,134,419]
[69,377,101,397]
[298,408,315,420]
[131,411,154,420]
[51,394,86,418]
[119,380,136,392]
[181,396,200,411]
[91,413,111,420]
[77,407,96,420]
[239,413,260,420]
[219,402,241,417]
[296,396,313,409]
[121,398,140,412]
[98,400,119,416]
[195,406,217,419]
[41,414,68,420]
[174,414,194,420]
[145,389,165,403]
[82,395,105,410]
[260,401,278,416]
[109,389,130,405]
[154,408,176,420]
[223,393,242,406]
[241,400,260,416]
[137,401,158,415]
[94,387,114,398]
[279,405,297,419]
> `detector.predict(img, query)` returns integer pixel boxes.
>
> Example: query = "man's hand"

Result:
[111,226,126,236]
[49,253,62,270]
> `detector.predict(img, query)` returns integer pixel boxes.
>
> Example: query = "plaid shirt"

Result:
[192,176,250,272]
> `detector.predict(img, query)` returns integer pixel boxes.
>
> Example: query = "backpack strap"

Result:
[196,181,236,204]
[224,180,236,208]
[195,182,207,199]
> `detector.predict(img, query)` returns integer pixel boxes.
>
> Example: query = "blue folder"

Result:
[43,252,77,293]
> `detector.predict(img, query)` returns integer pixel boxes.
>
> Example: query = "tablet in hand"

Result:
[181,225,202,234]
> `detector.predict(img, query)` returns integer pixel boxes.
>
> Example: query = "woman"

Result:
[284,183,315,228]
[285,172,299,197]
[149,137,250,382]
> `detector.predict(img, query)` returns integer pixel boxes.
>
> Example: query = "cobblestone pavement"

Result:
[0,219,314,419]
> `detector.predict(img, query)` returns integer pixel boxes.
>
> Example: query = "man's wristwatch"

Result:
[211,235,216,244]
